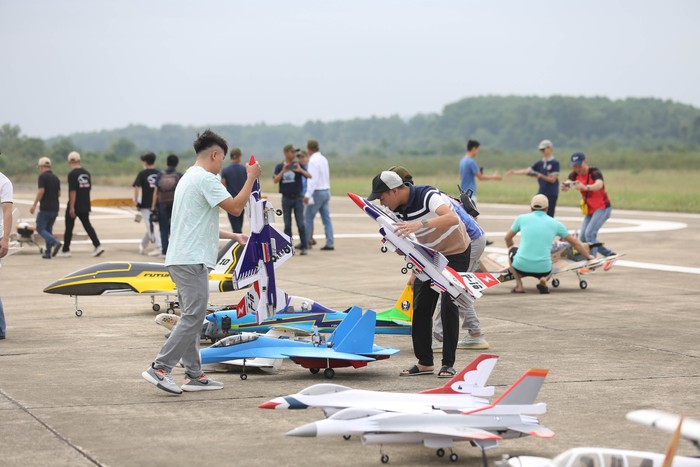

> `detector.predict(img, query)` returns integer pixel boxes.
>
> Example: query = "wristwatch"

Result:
[421,219,429,228]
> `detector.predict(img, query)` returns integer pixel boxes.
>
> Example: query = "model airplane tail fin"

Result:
[249,155,261,202]
[493,368,548,406]
[420,354,498,396]
[330,308,376,354]
[394,284,413,322]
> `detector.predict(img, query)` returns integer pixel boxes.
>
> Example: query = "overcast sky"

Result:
[2,0,699,139]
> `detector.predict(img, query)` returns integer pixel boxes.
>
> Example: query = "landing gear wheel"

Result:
[240,373,248,380]
[579,280,588,290]
[343,435,351,440]
[436,448,445,458]
[381,454,389,464]
[407,263,414,269]
[551,278,560,288]
[309,368,320,375]
[75,309,83,317]
[153,303,161,312]
[401,267,408,274]
[449,453,458,462]
[323,368,335,379]
[381,246,388,253]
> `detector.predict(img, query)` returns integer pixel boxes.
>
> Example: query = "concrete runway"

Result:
[1,187,699,466]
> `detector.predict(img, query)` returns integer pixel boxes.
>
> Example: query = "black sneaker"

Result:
[42,250,52,259]
[52,242,63,257]
[320,245,334,251]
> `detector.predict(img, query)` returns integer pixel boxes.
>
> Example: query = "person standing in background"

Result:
[133,152,162,256]
[220,147,247,233]
[274,144,311,255]
[459,139,502,203]
[0,170,14,339]
[152,154,182,256]
[303,139,334,251]
[29,157,62,259]
[506,139,560,217]
[60,151,103,257]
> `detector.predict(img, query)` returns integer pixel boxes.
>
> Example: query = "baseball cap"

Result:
[67,151,81,162]
[367,171,404,201]
[230,147,242,159]
[530,194,549,211]
[388,165,414,185]
[538,139,553,150]
[283,144,296,153]
[570,152,586,166]
[38,157,52,167]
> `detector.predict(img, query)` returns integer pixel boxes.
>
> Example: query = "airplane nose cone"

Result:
[258,400,280,409]
[286,424,317,437]
[205,313,217,323]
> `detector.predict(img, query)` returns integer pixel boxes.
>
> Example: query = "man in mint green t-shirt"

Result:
[142,130,261,395]
[505,194,592,294]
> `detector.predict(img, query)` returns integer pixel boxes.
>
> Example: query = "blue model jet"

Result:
[199,307,400,379]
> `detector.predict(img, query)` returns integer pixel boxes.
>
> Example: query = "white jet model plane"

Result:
[287,368,553,464]
[259,354,498,416]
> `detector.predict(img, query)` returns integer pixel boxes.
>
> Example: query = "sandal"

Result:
[399,365,434,377]
[511,288,525,294]
[437,366,456,378]
[536,283,550,294]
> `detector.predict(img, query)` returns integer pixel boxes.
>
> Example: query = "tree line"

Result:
[2,95,700,179]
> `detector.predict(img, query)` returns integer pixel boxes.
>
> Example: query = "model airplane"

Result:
[502,410,700,467]
[287,368,553,463]
[43,236,293,316]
[202,283,413,337]
[347,192,502,309]
[259,354,498,416]
[234,155,294,324]
[200,307,400,379]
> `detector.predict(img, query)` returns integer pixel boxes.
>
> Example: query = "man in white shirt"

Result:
[303,139,334,250]
[0,170,13,339]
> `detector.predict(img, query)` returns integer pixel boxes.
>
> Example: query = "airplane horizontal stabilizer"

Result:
[506,424,555,438]
[418,425,502,441]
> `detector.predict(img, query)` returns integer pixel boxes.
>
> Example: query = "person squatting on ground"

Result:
[142,129,260,395]
[60,151,103,257]
[388,166,489,352]
[132,152,162,256]
[506,139,560,217]
[29,157,62,259]
[303,139,334,251]
[151,154,182,256]
[561,152,616,257]
[368,170,485,379]
[505,194,593,294]
[0,170,13,339]
[274,144,311,255]
[220,147,247,233]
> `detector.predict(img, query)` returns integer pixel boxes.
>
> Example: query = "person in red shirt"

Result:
[561,152,615,257]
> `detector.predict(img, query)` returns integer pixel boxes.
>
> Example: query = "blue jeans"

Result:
[158,203,173,254]
[305,189,334,248]
[282,196,307,249]
[36,210,59,250]
[0,297,5,336]
[580,206,613,256]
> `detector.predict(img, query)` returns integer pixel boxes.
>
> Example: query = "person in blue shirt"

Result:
[459,139,502,204]
[274,144,311,255]
[504,194,592,294]
[220,148,248,233]
[506,139,560,217]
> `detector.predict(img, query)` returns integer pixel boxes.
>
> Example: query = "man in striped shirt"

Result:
[368,171,487,379]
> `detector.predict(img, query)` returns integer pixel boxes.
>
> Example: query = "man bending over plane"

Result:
[142,130,260,395]
[368,171,484,379]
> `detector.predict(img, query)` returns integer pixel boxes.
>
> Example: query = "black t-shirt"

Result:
[274,162,305,197]
[132,168,160,208]
[67,167,93,214]
[38,171,60,212]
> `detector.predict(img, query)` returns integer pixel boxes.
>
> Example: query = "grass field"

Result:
[257,168,699,213]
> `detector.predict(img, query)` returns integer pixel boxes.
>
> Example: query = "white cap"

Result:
[538,139,553,150]
[67,151,81,162]
[38,157,52,167]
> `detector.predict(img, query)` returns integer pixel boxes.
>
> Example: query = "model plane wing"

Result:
[627,409,700,444]
[201,346,292,364]
[281,348,375,362]
[417,425,502,440]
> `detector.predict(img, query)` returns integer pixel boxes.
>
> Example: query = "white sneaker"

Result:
[147,249,162,256]
[431,338,443,353]
[139,245,146,255]
[92,246,105,257]
[56,251,72,258]
[181,374,224,392]
[456,334,490,350]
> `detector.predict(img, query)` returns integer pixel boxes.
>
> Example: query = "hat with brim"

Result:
[530,194,549,211]
[367,171,404,201]
[570,152,586,166]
